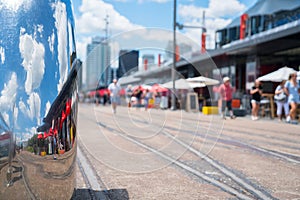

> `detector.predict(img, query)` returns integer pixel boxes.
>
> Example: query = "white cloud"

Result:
[77,0,141,35]
[2,112,10,128]
[27,92,41,121]
[53,1,69,93]
[17,26,43,124]
[74,0,247,61]
[179,0,245,19]
[178,0,246,49]
[75,0,142,61]
[18,100,27,118]
[13,106,18,129]
[48,30,55,54]
[0,0,27,12]
[208,0,245,18]
[0,72,18,112]
[19,92,41,121]
[0,72,18,128]
[76,36,91,75]
[0,45,5,64]
[35,24,44,38]
[16,127,36,142]
[19,29,45,95]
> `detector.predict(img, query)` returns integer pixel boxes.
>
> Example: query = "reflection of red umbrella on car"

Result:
[150,84,168,93]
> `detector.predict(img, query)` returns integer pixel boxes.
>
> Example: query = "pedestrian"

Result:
[154,90,161,109]
[133,85,143,108]
[125,84,133,108]
[108,78,121,114]
[143,88,152,111]
[103,89,108,106]
[250,79,263,120]
[213,85,222,115]
[219,77,236,119]
[95,90,100,105]
[284,72,300,124]
[274,80,289,121]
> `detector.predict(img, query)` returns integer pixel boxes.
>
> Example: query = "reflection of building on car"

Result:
[34,98,76,157]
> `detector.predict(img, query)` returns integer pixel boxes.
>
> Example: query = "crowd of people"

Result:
[82,73,300,124]
[212,72,300,123]
[124,84,168,111]
[251,72,299,123]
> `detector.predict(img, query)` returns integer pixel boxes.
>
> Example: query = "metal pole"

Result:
[171,0,177,110]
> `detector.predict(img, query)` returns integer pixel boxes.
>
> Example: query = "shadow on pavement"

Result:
[71,188,129,200]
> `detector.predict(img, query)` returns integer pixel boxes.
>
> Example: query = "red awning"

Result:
[150,84,168,93]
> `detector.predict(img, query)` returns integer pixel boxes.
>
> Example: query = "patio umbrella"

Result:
[88,90,96,97]
[186,76,220,86]
[257,66,297,82]
[150,84,168,93]
[97,88,109,96]
[133,84,151,92]
[162,79,205,89]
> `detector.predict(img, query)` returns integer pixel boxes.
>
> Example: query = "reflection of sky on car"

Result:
[0,0,74,142]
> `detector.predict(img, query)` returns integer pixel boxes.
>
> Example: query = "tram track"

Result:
[162,123,300,165]
[75,141,110,200]
[100,108,300,165]
[104,108,300,165]
[94,111,277,200]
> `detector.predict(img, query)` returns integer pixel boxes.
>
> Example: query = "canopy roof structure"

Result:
[162,79,206,89]
[186,76,220,86]
[257,66,297,82]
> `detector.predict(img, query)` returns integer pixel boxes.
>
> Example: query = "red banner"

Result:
[240,13,248,39]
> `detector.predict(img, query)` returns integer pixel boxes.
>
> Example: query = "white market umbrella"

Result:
[257,66,296,82]
[186,76,220,86]
[162,78,205,89]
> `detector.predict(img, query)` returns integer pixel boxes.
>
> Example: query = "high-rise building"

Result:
[76,59,83,91]
[85,37,111,90]
[117,50,139,79]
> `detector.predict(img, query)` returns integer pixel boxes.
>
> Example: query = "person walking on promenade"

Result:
[143,89,153,111]
[250,79,263,120]
[125,84,133,108]
[219,77,236,119]
[284,72,300,124]
[274,80,289,121]
[213,85,222,116]
[133,85,143,109]
[108,79,121,114]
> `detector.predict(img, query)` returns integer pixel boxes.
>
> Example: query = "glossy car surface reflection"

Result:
[0,0,80,199]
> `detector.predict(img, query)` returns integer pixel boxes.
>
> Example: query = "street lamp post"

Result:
[171,1,206,110]
[171,0,177,110]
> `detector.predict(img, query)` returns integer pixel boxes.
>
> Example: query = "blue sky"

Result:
[72,0,256,61]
